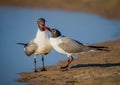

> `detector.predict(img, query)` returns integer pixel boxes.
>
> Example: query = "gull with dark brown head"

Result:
[47,28,109,70]
[17,18,52,72]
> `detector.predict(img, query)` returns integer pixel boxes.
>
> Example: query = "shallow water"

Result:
[0,6,120,85]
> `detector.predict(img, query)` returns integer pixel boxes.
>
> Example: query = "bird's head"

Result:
[47,28,61,38]
[37,18,48,31]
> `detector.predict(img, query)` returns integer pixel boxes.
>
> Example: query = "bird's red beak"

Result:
[41,24,47,30]
[42,24,51,31]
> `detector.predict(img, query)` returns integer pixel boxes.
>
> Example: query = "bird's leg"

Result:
[60,56,73,70]
[41,55,47,71]
[60,58,70,69]
[34,55,38,72]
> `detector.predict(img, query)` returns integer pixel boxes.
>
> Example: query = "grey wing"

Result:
[59,37,90,53]
[24,40,38,56]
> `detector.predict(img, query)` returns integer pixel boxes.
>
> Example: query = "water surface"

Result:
[0,6,120,85]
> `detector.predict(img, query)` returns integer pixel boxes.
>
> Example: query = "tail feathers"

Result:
[88,45,110,51]
[16,43,27,46]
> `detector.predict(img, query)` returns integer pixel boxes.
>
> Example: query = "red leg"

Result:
[60,56,73,70]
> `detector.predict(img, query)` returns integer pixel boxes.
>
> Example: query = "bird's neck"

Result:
[50,36,62,42]
[34,29,48,42]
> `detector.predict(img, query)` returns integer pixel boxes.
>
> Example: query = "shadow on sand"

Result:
[71,63,120,68]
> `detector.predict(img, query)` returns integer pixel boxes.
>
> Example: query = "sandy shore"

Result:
[16,39,120,85]
[1,1,119,84]
[0,0,120,19]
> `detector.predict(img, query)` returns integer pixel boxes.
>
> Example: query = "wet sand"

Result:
[16,39,120,85]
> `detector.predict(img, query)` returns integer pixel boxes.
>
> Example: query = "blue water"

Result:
[0,6,120,85]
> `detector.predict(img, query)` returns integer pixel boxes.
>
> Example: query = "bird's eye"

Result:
[52,29,56,33]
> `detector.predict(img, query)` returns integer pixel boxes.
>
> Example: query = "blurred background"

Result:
[0,0,120,85]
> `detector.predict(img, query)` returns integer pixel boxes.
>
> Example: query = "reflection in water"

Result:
[0,6,120,85]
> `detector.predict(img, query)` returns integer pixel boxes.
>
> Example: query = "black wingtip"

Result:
[16,43,27,46]
[88,45,110,52]
[96,48,111,52]
[88,45,108,48]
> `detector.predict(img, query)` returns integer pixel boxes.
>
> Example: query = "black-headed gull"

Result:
[47,28,109,70]
[17,18,52,72]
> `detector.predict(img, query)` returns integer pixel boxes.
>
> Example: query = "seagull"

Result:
[17,18,52,72]
[47,28,109,70]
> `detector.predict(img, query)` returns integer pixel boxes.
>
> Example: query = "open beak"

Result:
[41,24,47,30]
[42,25,52,32]
[41,24,52,32]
